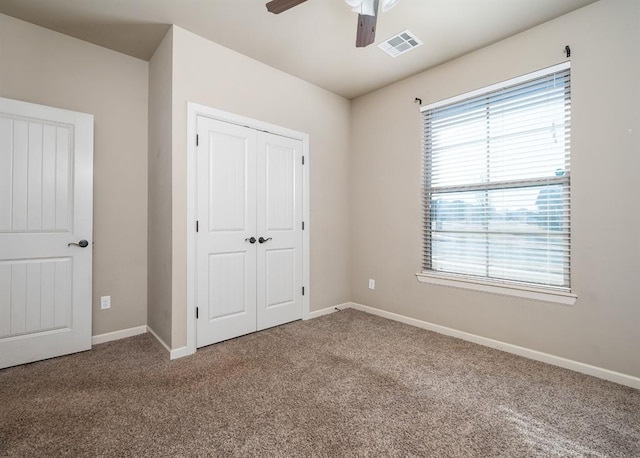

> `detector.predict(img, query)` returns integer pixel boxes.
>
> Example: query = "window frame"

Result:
[416,62,576,305]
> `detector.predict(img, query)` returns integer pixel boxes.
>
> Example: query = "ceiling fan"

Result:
[265,0,401,48]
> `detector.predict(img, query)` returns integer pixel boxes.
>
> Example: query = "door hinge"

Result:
[302,156,305,165]
[196,134,199,146]
[196,307,199,319]
[302,221,305,230]
[196,220,199,232]
[302,286,305,296]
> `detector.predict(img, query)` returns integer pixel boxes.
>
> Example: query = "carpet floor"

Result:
[1,309,639,457]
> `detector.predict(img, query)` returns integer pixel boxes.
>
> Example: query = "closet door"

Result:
[196,117,257,347]
[256,132,303,330]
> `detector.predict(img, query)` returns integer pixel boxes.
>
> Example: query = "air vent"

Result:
[378,30,422,57]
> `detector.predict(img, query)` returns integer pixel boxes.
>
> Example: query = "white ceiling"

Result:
[0,0,597,99]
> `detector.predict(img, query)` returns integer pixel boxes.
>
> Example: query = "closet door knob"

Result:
[245,237,256,244]
[258,237,272,244]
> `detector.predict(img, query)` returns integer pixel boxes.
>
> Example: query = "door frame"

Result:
[186,102,310,356]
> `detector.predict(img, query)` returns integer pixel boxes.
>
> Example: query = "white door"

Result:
[256,132,303,330]
[196,117,303,348]
[196,117,258,347]
[0,97,93,369]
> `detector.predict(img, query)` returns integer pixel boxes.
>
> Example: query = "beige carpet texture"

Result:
[1,309,639,457]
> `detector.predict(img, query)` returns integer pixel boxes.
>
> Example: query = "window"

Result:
[420,63,572,296]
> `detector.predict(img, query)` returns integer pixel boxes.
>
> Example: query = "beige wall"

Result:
[350,0,640,378]
[169,26,352,347]
[4,2,636,380]
[0,14,149,337]
[147,29,174,346]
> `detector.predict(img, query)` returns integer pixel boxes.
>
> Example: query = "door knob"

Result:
[245,237,257,244]
[68,239,89,248]
[258,237,272,244]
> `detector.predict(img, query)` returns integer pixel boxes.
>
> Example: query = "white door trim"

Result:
[186,102,310,357]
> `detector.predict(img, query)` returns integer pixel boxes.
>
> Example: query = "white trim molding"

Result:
[92,325,147,345]
[186,102,311,358]
[304,303,349,320]
[146,326,188,359]
[169,347,189,360]
[147,326,171,353]
[416,272,577,305]
[342,302,640,390]
[93,301,640,389]
[93,325,188,361]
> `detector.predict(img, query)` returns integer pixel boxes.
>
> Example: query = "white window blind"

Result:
[421,63,571,291]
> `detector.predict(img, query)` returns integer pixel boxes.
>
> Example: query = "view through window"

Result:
[422,63,571,290]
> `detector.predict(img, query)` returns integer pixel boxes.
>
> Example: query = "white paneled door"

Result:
[0,97,93,369]
[196,117,303,348]
[196,118,258,345]
[256,132,303,331]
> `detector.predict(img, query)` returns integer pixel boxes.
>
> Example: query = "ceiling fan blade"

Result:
[266,0,307,14]
[355,0,379,47]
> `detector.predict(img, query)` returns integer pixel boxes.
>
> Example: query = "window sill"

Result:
[415,272,577,305]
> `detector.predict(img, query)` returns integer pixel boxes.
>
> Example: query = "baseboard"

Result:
[170,346,189,360]
[92,325,147,345]
[91,305,640,388]
[343,302,640,390]
[305,303,348,320]
[146,326,190,360]
[146,326,171,353]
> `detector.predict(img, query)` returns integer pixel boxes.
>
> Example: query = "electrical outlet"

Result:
[100,296,111,310]
[368,279,375,290]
